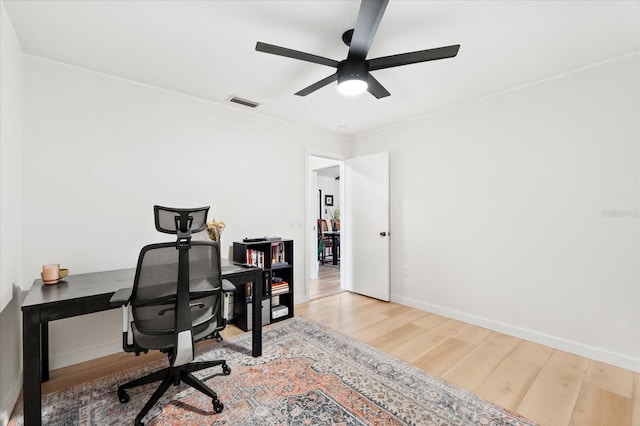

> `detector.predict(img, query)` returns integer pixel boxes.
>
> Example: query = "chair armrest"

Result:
[110,288,132,307]
[222,279,236,293]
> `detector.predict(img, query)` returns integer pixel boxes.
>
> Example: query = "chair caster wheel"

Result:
[118,390,130,403]
[222,363,231,375]
[212,399,224,413]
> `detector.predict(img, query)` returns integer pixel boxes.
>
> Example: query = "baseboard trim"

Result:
[391,294,640,373]
[0,373,22,426]
[50,341,122,370]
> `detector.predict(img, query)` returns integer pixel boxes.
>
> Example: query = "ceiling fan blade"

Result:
[368,45,460,71]
[347,0,389,60]
[295,73,338,96]
[256,42,339,68]
[367,74,390,99]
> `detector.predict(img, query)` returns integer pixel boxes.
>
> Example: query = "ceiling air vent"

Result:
[227,95,260,108]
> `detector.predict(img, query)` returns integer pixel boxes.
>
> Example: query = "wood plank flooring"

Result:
[309,264,342,300]
[17,277,639,426]
[296,292,640,426]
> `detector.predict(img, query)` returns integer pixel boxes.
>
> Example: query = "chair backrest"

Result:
[318,219,329,232]
[131,240,223,366]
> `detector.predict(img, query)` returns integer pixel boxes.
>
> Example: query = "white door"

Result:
[344,151,390,301]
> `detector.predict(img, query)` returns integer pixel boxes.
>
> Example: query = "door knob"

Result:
[379,231,387,237]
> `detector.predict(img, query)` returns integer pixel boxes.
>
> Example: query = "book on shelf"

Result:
[245,282,252,303]
[245,248,265,268]
[270,242,287,265]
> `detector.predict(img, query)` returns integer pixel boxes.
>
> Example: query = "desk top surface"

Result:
[23,259,256,308]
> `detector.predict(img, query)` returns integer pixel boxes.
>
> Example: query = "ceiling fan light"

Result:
[337,78,368,96]
[337,60,369,96]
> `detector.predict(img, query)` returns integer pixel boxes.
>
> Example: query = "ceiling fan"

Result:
[255,0,460,99]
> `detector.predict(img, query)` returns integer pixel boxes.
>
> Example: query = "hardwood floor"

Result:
[19,289,638,426]
[309,264,342,300]
[296,292,640,426]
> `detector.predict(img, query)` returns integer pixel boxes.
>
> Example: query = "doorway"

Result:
[307,156,344,300]
[305,151,390,303]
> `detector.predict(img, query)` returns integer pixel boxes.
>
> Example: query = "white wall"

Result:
[0,2,24,423]
[351,53,640,371]
[22,56,350,368]
[0,2,23,313]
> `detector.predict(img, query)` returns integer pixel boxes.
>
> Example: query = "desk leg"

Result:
[251,273,262,357]
[332,236,338,265]
[23,307,42,426]
[41,322,49,382]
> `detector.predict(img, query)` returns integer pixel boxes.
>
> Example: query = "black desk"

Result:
[323,231,340,265]
[21,260,262,426]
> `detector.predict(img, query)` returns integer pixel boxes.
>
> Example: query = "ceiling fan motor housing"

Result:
[337,60,369,85]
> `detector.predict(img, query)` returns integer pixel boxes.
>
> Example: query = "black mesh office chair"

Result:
[110,206,231,426]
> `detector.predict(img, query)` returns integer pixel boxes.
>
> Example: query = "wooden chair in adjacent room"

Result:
[317,219,333,264]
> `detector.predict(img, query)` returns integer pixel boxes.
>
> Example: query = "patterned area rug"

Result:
[10,317,537,425]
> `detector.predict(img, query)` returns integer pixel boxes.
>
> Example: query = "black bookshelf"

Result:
[232,239,294,331]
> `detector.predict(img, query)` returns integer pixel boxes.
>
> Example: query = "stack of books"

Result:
[271,280,289,295]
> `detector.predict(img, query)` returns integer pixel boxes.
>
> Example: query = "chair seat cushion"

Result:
[131,321,218,352]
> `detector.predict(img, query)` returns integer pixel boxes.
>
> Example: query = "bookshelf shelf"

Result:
[232,239,294,330]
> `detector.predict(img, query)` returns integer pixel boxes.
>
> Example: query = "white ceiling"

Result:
[4,1,640,136]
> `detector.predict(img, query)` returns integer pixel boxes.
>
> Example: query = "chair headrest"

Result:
[153,205,209,235]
